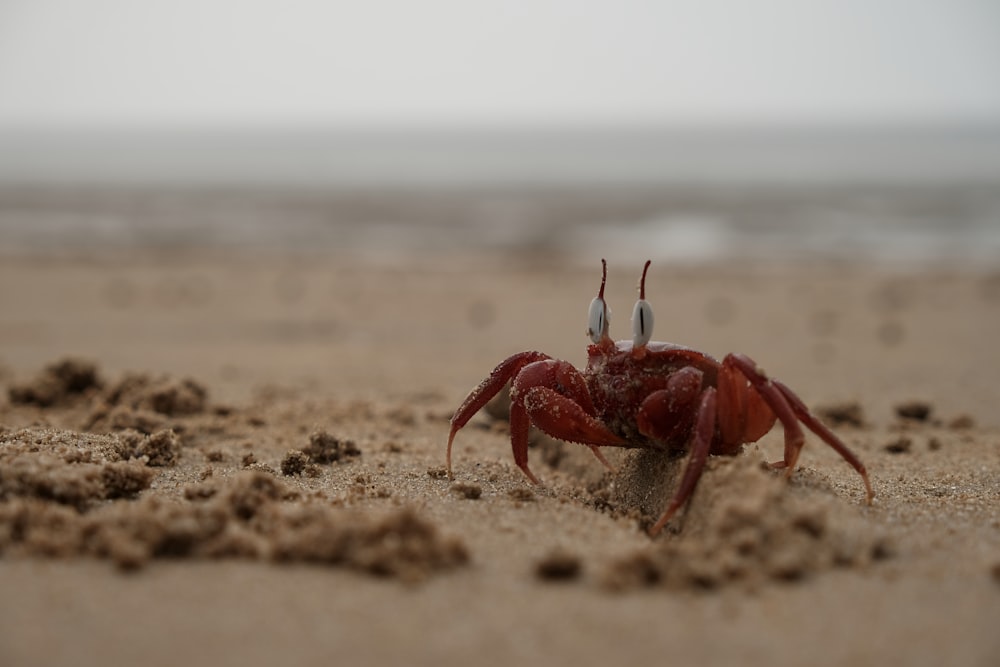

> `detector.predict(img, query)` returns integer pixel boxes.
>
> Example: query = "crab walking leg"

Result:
[725,354,873,504]
[723,353,806,474]
[508,397,539,484]
[649,387,718,537]
[586,444,616,472]
[773,379,874,504]
[447,351,552,477]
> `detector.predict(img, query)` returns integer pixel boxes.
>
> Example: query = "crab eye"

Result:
[631,259,654,348]
[587,296,608,344]
[587,259,611,343]
[631,298,654,347]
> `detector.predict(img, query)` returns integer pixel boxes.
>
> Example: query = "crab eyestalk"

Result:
[587,258,611,345]
[631,260,654,349]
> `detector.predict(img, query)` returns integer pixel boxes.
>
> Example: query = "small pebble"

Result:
[536,550,582,581]
[884,437,912,454]
[451,482,482,499]
[895,401,932,422]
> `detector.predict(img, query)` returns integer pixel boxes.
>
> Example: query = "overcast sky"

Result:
[0,0,998,130]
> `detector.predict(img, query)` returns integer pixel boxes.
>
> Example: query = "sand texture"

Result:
[0,253,998,666]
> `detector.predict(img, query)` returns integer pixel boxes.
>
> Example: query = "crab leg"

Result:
[772,379,874,504]
[507,397,537,483]
[635,366,705,445]
[725,353,874,504]
[648,387,717,536]
[447,351,551,477]
[723,353,806,472]
[507,386,623,485]
[716,360,776,452]
[515,360,625,479]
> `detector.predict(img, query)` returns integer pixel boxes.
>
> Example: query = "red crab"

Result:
[447,260,874,536]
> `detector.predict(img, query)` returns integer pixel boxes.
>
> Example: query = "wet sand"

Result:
[1,251,998,666]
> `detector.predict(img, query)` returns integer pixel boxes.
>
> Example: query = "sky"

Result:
[1,0,999,130]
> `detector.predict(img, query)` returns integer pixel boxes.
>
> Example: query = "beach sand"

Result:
[1,251,998,666]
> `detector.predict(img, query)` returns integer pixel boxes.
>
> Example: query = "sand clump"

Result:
[450,482,483,499]
[535,549,583,582]
[601,452,889,591]
[0,428,163,508]
[102,373,208,416]
[895,400,933,422]
[280,450,310,476]
[6,358,208,432]
[126,429,181,467]
[0,471,468,580]
[276,431,362,477]
[81,372,209,434]
[815,401,867,428]
[303,430,361,463]
[0,363,466,581]
[7,358,103,407]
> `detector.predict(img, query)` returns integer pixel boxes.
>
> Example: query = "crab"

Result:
[447,260,874,536]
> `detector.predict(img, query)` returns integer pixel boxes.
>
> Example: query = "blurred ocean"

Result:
[1,127,999,264]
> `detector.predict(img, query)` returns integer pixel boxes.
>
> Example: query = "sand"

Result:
[0,251,998,666]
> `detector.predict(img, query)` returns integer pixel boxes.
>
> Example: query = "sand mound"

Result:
[7,358,103,407]
[0,428,164,507]
[0,392,466,581]
[83,372,210,433]
[601,451,890,590]
[0,471,468,580]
